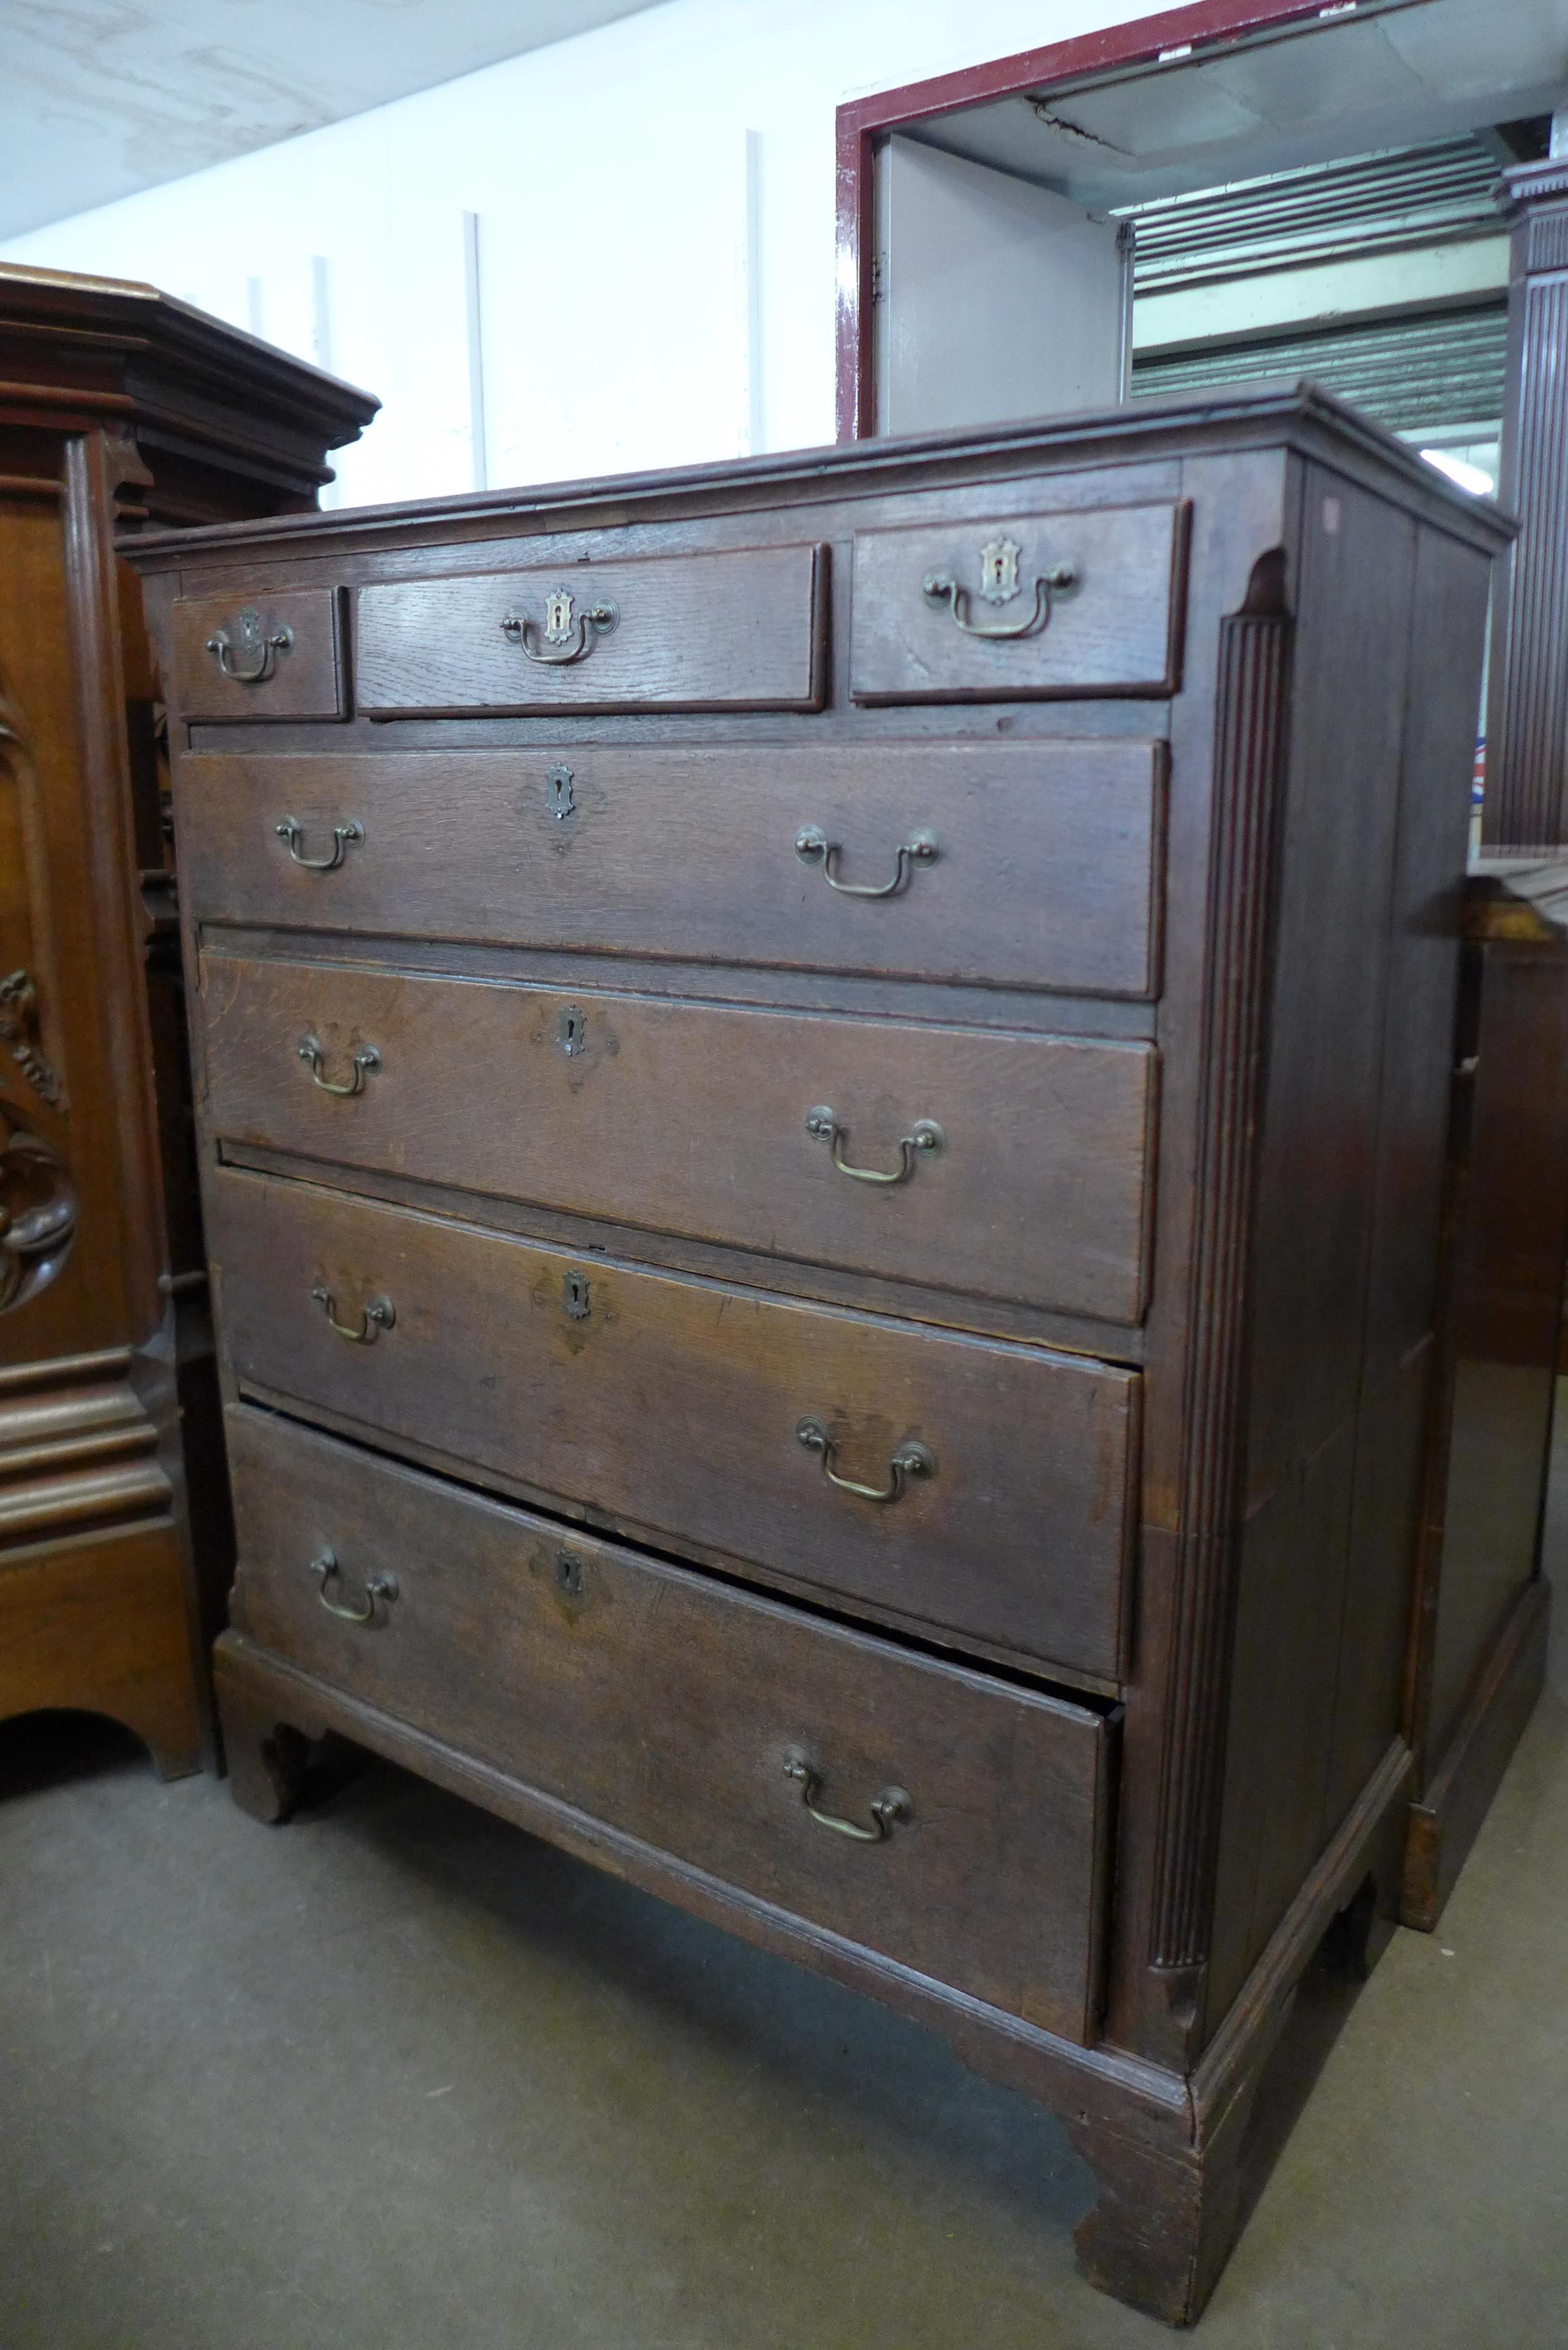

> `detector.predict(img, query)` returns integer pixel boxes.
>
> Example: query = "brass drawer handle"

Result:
[922,558,1076,640]
[310,1283,394,1342]
[205,606,294,683]
[500,589,618,667]
[795,1417,935,1504]
[276,816,363,871]
[783,1751,910,1843]
[795,823,937,898]
[297,1033,380,1097]
[309,1547,398,1626]
[805,1107,943,1186]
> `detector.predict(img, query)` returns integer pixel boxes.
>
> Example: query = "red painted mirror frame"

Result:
[834,0,1408,441]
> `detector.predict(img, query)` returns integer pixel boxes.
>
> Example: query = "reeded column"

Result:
[1483,159,1568,846]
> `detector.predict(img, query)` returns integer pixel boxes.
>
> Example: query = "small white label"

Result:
[1159,42,1193,60]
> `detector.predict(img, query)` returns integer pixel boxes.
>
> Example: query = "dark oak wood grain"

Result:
[171,586,346,723]
[199,951,1156,1323]
[850,500,1187,702]
[226,1402,1117,2038]
[176,739,1167,999]
[355,543,827,716]
[208,1166,1137,1682]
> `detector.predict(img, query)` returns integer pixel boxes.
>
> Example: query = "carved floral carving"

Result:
[1,671,68,1116]
[0,968,65,1109]
[0,1089,77,1312]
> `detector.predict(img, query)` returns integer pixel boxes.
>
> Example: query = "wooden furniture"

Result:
[0,263,377,1776]
[839,57,1567,1950]
[1401,858,1568,1926]
[131,383,1504,2321]
[1393,150,1568,1921]
[1483,161,1568,847]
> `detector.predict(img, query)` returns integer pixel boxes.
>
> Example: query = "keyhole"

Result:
[555,1553,584,1597]
[546,765,576,820]
[559,1005,586,1057]
[562,1271,590,1320]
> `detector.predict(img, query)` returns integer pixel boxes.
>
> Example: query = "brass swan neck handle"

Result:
[309,1548,398,1626]
[276,817,363,872]
[805,1107,943,1185]
[795,1417,936,1504]
[297,1034,380,1097]
[783,1751,910,1842]
[795,824,937,898]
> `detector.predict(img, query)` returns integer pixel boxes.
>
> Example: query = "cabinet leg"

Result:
[145,1730,206,1785]
[1066,2109,1246,2328]
[216,1674,312,1825]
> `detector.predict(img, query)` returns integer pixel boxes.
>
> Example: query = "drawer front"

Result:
[850,501,1187,703]
[354,543,826,716]
[172,588,345,722]
[177,741,1165,999]
[227,1405,1116,2037]
[202,954,1155,1324]
[210,1171,1136,1680]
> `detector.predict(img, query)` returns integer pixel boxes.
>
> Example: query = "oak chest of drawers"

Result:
[129,385,1506,2324]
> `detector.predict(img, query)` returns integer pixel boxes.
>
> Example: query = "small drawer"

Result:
[226,1402,1118,2039]
[200,953,1155,1325]
[850,500,1188,703]
[210,1169,1137,1682]
[171,587,346,722]
[176,739,1166,1001]
[353,542,827,716]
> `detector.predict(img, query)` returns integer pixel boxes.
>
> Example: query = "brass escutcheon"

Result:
[500,592,618,667]
[922,554,1077,640]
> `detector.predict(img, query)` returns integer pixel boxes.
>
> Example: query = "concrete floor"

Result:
[2,1568,1566,2349]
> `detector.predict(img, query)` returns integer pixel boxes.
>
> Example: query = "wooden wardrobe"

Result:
[0,263,377,1775]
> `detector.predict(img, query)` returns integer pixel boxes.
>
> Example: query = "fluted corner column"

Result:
[1483,160,1568,846]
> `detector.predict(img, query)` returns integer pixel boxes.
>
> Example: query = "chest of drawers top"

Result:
[131,379,1496,743]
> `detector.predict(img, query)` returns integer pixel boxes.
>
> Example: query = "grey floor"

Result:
[4,1537,1567,2349]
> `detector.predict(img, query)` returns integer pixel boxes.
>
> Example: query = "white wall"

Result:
[0,0,1165,507]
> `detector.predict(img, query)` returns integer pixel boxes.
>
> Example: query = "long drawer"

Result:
[202,953,1155,1324]
[210,1169,1137,1681]
[176,742,1166,1000]
[226,1403,1118,2039]
[353,543,827,715]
